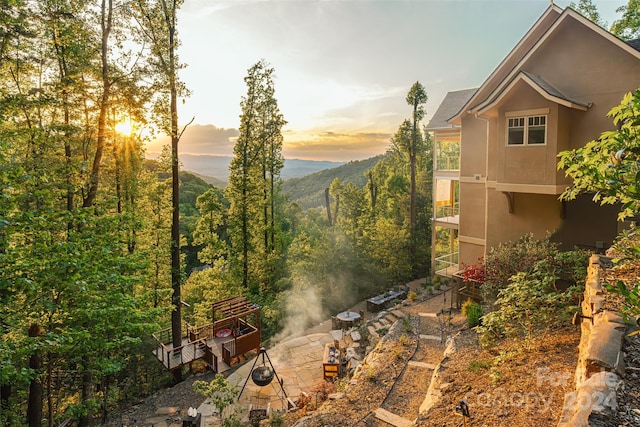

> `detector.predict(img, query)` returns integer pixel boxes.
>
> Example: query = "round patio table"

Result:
[336,311,361,327]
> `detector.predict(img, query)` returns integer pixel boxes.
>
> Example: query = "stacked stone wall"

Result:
[557,255,627,427]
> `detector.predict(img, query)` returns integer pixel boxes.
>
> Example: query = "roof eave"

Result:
[447,4,563,124]
[474,73,590,115]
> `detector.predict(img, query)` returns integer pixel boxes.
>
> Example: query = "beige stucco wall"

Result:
[459,182,485,241]
[485,191,564,251]
[524,17,640,149]
[459,241,485,268]
[459,115,487,178]
[495,84,559,186]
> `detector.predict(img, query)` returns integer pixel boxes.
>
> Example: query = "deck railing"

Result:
[435,203,459,221]
[222,329,260,366]
[435,252,459,277]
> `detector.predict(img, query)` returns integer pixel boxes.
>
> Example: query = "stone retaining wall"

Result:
[557,254,627,427]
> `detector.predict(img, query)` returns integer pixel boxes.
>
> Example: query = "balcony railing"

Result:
[434,204,459,223]
[434,252,459,277]
[436,155,460,171]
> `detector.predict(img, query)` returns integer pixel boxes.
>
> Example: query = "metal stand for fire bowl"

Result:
[238,347,293,410]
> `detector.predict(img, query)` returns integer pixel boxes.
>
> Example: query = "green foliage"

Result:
[269,411,285,427]
[604,225,640,319]
[558,89,640,221]
[570,0,606,27]
[558,88,640,316]
[467,360,491,373]
[465,302,484,328]
[462,298,484,327]
[480,234,558,302]
[611,0,640,40]
[477,262,579,346]
[226,60,288,291]
[402,315,413,333]
[193,374,239,421]
[192,187,228,265]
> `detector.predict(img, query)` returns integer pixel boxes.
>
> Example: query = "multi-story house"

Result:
[427,5,640,294]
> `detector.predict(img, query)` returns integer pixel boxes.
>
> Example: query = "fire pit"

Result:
[251,365,274,386]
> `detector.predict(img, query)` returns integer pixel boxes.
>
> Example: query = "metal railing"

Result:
[435,203,459,221]
[436,152,460,171]
[434,252,459,277]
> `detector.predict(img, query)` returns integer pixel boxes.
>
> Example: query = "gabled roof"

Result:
[450,6,640,123]
[426,88,477,131]
[475,71,590,115]
[627,39,640,51]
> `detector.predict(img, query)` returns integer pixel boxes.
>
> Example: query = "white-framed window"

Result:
[507,115,546,145]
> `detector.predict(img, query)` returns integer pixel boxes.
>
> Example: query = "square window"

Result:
[507,115,546,145]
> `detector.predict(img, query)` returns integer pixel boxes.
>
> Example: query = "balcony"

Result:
[436,140,460,171]
[434,203,459,225]
[434,252,459,278]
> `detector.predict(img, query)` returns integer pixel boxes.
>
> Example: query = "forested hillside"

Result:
[0,2,433,425]
[282,156,383,209]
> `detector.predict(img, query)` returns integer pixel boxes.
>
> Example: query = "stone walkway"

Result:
[196,281,454,425]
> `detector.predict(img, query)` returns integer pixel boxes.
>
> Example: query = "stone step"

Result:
[420,334,441,341]
[391,309,405,319]
[408,361,437,370]
[373,322,383,330]
[374,408,413,427]
[418,312,438,318]
[379,318,390,326]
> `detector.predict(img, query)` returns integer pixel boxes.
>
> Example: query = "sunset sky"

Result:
[147,0,622,162]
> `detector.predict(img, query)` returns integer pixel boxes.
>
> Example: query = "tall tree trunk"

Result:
[324,188,332,226]
[241,167,249,289]
[169,13,182,383]
[270,173,275,250]
[84,0,113,208]
[263,161,268,253]
[27,324,43,427]
[78,369,93,427]
[1,384,11,424]
[368,171,377,212]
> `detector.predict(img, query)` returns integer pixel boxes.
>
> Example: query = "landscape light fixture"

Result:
[455,400,470,426]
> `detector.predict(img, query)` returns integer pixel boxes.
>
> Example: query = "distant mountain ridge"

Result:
[176,154,346,184]
[281,155,383,209]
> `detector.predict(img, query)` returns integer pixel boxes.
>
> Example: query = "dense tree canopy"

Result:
[0,1,433,424]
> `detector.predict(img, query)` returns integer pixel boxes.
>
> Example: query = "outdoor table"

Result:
[367,290,403,312]
[336,310,361,326]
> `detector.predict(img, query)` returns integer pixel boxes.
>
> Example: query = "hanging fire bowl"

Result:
[251,365,274,387]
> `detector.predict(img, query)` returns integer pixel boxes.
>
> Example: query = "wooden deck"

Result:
[152,335,232,373]
[152,296,262,374]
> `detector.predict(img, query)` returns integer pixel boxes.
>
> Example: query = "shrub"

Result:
[605,225,640,320]
[476,261,579,346]
[467,360,491,373]
[461,298,475,317]
[407,290,417,301]
[269,411,285,427]
[193,374,240,424]
[481,234,558,302]
[465,302,483,327]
